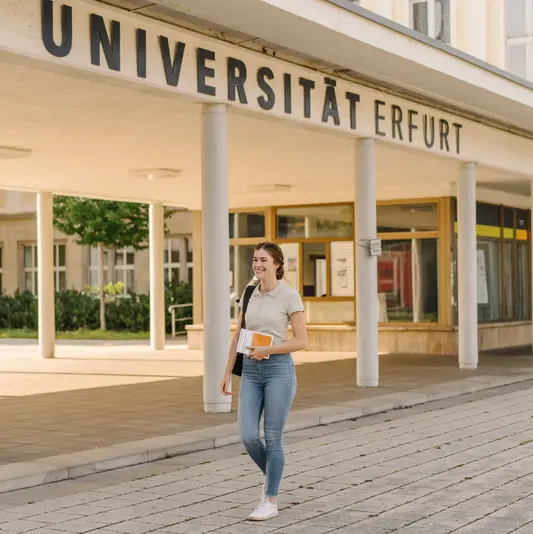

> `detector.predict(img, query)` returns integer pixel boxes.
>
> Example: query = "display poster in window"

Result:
[477,249,489,305]
[280,243,299,290]
[330,241,354,297]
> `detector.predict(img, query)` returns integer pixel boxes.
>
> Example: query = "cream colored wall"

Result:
[362,0,506,69]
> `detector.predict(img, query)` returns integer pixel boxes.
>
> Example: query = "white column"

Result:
[355,139,379,387]
[458,163,478,369]
[37,192,55,359]
[149,203,165,351]
[202,103,231,413]
[486,0,506,69]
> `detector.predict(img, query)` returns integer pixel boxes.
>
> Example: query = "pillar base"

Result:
[204,402,232,413]
[459,362,478,370]
[150,340,164,351]
[357,378,379,387]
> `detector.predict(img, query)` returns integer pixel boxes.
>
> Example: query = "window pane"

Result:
[378,203,438,233]
[477,241,501,321]
[330,241,354,297]
[24,246,33,268]
[88,270,99,287]
[377,238,438,322]
[517,209,530,241]
[56,271,67,292]
[412,1,429,35]
[280,243,300,291]
[115,250,124,266]
[24,272,33,292]
[229,245,256,319]
[58,245,66,267]
[89,247,99,266]
[435,0,450,43]
[506,0,527,37]
[126,252,135,265]
[171,268,180,284]
[508,44,527,78]
[277,205,353,239]
[518,243,530,320]
[170,248,180,263]
[126,270,134,292]
[502,242,514,320]
[302,243,327,297]
[0,247,3,269]
[163,249,169,264]
[229,212,266,239]
[188,267,193,285]
[186,238,193,262]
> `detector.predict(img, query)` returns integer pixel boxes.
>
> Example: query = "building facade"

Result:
[2,0,533,411]
[0,191,193,296]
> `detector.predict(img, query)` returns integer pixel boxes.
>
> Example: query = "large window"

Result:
[453,202,531,323]
[277,205,353,239]
[410,0,452,44]
[506,0,533,80]
[88,247,109,287]
[229,212,266,239]
[377,203,439,323]
[23,244,66,294]
[114,247,135,295]
[164,238,181,286]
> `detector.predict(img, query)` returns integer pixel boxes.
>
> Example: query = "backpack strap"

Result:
[240,284,256,329]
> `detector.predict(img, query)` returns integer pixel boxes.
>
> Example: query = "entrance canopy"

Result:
[0,0,531,210]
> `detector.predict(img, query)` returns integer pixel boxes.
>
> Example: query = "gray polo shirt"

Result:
[239,281,305,345]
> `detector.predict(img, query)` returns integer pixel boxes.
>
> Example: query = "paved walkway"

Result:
[0,383,533,532]
[0,341,532,466]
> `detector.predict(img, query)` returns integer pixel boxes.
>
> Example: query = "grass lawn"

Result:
[0,329,151,340]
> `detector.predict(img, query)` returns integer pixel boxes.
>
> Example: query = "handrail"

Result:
[168,303,193,338]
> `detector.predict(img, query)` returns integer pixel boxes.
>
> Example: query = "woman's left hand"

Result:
[247,346,271,360]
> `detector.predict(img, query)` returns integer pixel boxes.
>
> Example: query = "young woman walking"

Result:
[220,242,307,521]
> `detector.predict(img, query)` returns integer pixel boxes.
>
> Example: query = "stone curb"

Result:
[1,372,532,494]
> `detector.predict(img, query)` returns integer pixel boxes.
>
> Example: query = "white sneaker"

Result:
[248,499,278,521]
[260,482,266,503]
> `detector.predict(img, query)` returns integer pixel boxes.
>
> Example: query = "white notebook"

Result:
[237,328,273,358]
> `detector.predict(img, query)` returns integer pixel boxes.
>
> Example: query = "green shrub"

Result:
[0,283,193,333]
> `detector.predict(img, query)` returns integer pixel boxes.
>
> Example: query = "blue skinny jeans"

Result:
[238,354,297,498]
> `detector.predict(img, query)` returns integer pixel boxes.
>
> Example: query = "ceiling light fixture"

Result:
[129,168,182,180]
[249,184,293,192]
[0,146,32,160]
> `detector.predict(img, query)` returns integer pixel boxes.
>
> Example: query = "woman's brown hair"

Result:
[254,242,285,280]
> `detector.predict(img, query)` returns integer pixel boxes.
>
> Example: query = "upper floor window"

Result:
[410,0,451,44]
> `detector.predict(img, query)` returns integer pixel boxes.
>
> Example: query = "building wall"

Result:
[358,0,507,69]
[0,201,193,295]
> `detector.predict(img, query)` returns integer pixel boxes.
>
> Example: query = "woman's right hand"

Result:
[220,372,231,396]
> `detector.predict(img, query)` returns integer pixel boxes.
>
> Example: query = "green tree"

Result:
[53,196,172,330]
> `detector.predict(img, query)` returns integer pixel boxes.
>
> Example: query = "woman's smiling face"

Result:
[253,248,279,282]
